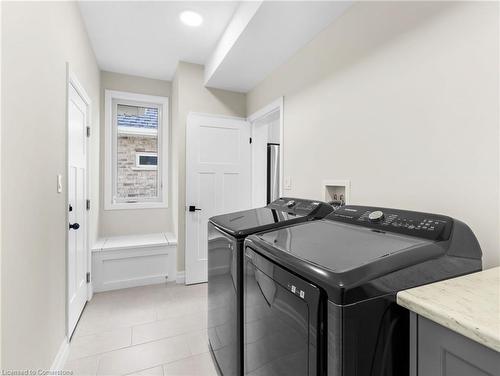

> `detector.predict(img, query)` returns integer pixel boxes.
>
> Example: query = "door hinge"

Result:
[249,137,252,144]
[86,272,91,284]
[86,199,91,211]
[86,126,91,138]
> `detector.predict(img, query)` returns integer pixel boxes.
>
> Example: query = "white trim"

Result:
[277,98,284,199]
[104,90,169,210]
[117,126,157,137]
[50,337,70,370]
[105,201,169,210]
[176,271,186,284]
[248,97,285,200]
[106,89,168,105]
[247,97,283,123]
[87,281,93,302]
[66,65,91,339]
[188,111,247,122]
[135,151,158,170]
[68,71,91,106]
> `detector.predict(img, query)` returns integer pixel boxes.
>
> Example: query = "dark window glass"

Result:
[139,155,157,166]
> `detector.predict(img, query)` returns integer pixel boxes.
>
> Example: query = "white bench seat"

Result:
[92,232,177,292]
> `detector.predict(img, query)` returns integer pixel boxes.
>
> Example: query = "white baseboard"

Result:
[176,271,185,284]
[87,282,94,301]
[96,275,169,293]
[51,337,69,370]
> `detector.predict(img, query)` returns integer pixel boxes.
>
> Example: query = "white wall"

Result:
[267,112,280,144]
[247,2,500,268]
[99,71,173,237]
[172,62,246,271]
[171,70,180,253]
[1,2,100,368]
[0,0,3,368]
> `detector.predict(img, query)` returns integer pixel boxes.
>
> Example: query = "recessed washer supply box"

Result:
[92,232,177,292]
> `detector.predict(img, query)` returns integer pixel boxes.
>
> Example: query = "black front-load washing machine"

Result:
[207,198,334,376]
[243,205,482,376]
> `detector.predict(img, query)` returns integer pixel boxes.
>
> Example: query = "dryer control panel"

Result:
[267,197,333,218]
[327,205,453,241]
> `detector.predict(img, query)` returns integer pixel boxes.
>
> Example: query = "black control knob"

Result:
[368,211,385,222]
[286,200,296,208]
[69,223,80,230]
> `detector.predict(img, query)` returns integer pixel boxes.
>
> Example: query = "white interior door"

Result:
[186,113,251,285]
[67,82,89,337]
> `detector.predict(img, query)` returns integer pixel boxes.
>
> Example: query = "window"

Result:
[135,152,158,170]
[105,90,169,209]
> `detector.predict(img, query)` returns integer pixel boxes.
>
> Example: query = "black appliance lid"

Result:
[209,197,333,238]
[254,220,431,274]
[245,205,474,304]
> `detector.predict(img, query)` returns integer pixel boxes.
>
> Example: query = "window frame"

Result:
[135,151,158,170]
[104,90,169,210]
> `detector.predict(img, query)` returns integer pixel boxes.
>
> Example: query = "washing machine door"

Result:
[244,247,321,376]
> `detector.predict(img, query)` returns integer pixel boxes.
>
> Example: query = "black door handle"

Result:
[188,205,202,212]
[69,223,80,230]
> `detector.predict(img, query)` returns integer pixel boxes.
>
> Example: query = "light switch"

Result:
[284,176,292,190]
[57,174,62,193]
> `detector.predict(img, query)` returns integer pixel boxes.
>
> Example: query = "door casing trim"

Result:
[248,97,284,204]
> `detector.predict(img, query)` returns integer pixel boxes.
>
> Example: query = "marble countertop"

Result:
[397,267,500,352]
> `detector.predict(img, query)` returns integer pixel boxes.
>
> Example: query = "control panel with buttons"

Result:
[267,197,332,218]
[327,205,453,241]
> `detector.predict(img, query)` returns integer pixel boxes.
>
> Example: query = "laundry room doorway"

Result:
[248,97,284,207]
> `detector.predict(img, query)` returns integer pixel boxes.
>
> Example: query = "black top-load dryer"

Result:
[243,205,482,376]
[208,198,334,376]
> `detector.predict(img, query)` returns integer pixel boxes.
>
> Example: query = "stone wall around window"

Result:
[117,135,158,199]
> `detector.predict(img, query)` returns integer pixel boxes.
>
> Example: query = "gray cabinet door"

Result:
[416,315,500,376]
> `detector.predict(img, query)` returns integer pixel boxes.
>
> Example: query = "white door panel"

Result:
[67,83,88,337]
[186,114,251,285]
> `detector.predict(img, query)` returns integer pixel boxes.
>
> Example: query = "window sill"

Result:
[131,167,158,171]
[104,201,168,210]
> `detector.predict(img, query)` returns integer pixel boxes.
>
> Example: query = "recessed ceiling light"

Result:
[180,10,203,27]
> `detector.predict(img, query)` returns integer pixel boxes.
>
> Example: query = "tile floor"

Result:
[64,282,218,376]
